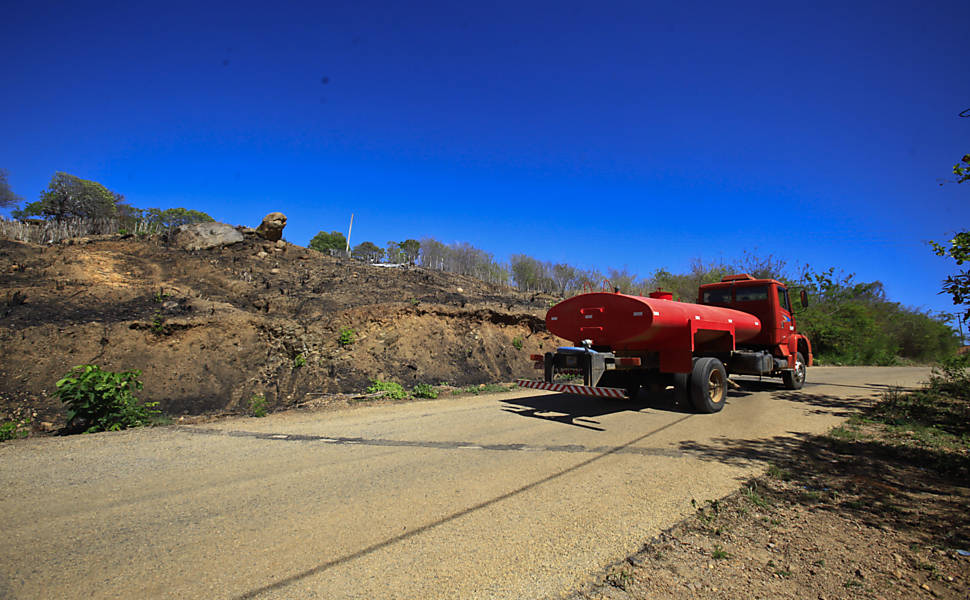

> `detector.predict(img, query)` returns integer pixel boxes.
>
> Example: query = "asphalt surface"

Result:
[0,366,930,599]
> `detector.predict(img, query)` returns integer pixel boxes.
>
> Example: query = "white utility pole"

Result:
[346,213,354,253]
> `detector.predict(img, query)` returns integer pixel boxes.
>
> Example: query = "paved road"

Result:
[0,367,929,599]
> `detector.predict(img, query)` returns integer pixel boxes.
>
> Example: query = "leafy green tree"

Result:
[650,259,730,300]
[931,231,970,321]
[796,267,956,364]
[352,241,384,262]
[510,254,545,291]
[15,172,118,220]
[386,241,403,263]
[930,151,969,321]
[399,239,420,264]
[145,207,215,229]
[0,169,22,209]
[309,230,347,253]
[384,239,421,264]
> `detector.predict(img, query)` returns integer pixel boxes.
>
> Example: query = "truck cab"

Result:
[698,274,813,372]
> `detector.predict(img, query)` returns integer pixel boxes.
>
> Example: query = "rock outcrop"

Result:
[173,222,244,250]
[256,212,287,242]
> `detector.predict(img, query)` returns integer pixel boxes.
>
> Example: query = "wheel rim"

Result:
[707,368,725,404]
[794,360,806,384]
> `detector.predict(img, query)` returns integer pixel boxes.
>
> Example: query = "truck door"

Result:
[776,286,793,347]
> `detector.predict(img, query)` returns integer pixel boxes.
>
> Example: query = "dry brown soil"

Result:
[568,409,970,600]
[0,232,561,426]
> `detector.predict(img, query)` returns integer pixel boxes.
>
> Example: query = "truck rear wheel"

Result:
[690,357,727,413]
[782,352,806,390]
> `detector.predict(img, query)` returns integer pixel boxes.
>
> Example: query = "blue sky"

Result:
[1,0,968,317]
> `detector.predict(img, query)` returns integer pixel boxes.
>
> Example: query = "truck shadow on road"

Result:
[502,389,699,431]
[737,378,919,394]
[735,379,909,417]
[503,379,905,429]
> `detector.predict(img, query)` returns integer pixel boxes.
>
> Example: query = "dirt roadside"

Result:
[567,383,970,600]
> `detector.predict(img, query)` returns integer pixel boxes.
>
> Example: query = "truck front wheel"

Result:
[782,352,806,390]
[690,357,727,413]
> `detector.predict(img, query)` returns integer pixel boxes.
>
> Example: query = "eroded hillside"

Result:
[0,232,562,423]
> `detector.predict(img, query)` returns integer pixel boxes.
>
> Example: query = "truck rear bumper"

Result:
[516,379,628,398]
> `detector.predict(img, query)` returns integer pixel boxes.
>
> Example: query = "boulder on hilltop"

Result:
[256,212,287,242]
[173,222,244,250]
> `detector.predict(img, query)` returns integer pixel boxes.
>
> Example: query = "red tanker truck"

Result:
[517,273,812,413]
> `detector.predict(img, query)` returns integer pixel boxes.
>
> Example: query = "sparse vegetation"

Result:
[55,365,159,433]
[0,419,30,442]
[292,353,306,368]
[856,355,970,476]
[512,337,523,350]
[742,485,771,509]
[338,327,355,347]
[150,312,168,335]
[766,464,790,480]
[249,393,267,417]
[366,379,406,400]
[711,544,730,560]
[411,383,438,399]
[605,567,633,590]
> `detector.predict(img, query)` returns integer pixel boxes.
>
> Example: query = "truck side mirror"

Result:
[799,289,809,308]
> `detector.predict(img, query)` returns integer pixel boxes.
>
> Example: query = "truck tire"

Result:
[782,352,806,390]
[690,357,727,413]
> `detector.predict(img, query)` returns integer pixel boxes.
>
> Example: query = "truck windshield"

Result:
[735,286,769,301]
[703,288,732,303]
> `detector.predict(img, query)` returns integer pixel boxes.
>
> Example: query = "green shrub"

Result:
[512,337,524,350]
[0,420,30,442]
[367,379,406,400]
[411,383,438,399]
[292,353,306,368]
[249,393,267,417]
[55,365,159,433]
[338,327,355,347]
